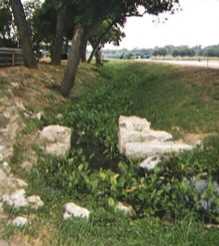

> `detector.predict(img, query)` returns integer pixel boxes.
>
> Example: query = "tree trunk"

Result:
[80,35,88,62]
[51,7,66,65]
[95,47,102,65]
[10,0,37,68]
[87,18,118,63]
[61,24,84,97]
[87,42,97,63]
[63,38,69,58]
[90,40,102,65]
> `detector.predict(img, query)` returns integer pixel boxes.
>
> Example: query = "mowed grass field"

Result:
[2,61,219,245]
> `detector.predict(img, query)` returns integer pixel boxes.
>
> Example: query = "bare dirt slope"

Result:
[0,63,98,245]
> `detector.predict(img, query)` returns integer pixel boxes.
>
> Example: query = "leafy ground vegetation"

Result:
[1,61,219,245]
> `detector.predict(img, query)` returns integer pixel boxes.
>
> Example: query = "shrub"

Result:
[38,136,219,222]
[38,64,219,222]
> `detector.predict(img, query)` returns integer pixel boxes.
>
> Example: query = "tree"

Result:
[80,26,92,62]
[60,24,84,96]
[153,48,167,57]
[32,0,78,64]
[88,19,125,64]
[61,0,180,97]
[87,18,120,64]
[172,46,195,57]
[80,34,88,62]
[0,1,15,47]
[51,5,66,65]
[10,0,37,68]
[31,0,57,56]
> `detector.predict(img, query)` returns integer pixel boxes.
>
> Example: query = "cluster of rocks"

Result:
[118,116,219,212]
[1,188,44,227]
[118,116,194,171]
[60,180,219,221]
[2,189,44,210]
[38,124,135,221]
[0,161,28,196]
[0,153,43,228]
[62,201,135,221]
[0,97,25,161]
[0,157,32,228]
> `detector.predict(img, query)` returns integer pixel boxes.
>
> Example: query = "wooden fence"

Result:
[0,48,24,67]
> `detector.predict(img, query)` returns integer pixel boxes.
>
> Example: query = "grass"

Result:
[54,215,219,246]
[2,61,219,245]
[99,61,219,134]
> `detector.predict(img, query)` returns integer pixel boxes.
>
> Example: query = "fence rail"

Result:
[0,48,24,67]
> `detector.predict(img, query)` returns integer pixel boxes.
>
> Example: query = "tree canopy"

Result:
[6,0,180,95]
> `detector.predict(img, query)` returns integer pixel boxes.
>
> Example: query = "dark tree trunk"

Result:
[89,40,102,65]
[87,48,94,63]
[51,7,66,65]
[87,42,97,63]
[95,47,102,65]
[63,38,69,58]
[80,35,88,62]
[87,18,118,63]
[10,0,37,68]
[61,24,84,97]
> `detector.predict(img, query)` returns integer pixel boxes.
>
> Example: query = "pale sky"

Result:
[106,0,219,49]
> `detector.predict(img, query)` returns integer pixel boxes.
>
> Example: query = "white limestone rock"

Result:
[63,202,90,220]
[2,161,10,174]
[119,116,151,153]
[27,195,44,209]
[119,116,151,132]
[11,82,19,88]
[118,116,193,161]
[142,129,173,142]
[12,216,28,227]
[115,202,135,216]
[40,125,72,157]
[139,155,162,171]
[125,141,193,160]
[14,178,28,188]
[119,129,172,154]
[35,112,43,120]
[2,190,44,211]
[2,189,28,208]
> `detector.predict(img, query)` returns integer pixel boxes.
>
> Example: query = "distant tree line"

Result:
[153,45,219,57]
[103,48,154,59]
[103,45,219,59]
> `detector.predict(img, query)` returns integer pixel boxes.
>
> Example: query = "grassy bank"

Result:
[2,61,219,245]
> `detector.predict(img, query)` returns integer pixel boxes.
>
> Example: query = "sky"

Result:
[106,0,219,50]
